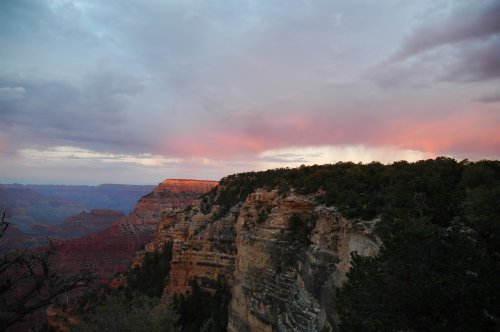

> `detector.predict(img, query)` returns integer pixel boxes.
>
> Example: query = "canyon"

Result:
[4,184,156,215]
[0,183,156,252]
[2,179,218,332]
[53,179,218,282]
[0,210,124,254]
[138,186,380,331]
[9,159,499,332]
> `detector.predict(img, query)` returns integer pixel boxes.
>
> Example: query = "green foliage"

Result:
[200,157,480,224]
[173,280,230,332]
[72,293,179,332]
[256,203,271,224]
[71,242,175,330]
[69,158,499,332]
[289,213,316,246]
[196,159,499,331]
[338,221,490,331]
[125,242,173,298]
[336,159,500,331]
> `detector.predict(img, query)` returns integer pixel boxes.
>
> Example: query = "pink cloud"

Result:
[375,110,500,157]
[156,107,499,160]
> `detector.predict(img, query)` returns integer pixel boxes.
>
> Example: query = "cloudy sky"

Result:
[0,0,499,184]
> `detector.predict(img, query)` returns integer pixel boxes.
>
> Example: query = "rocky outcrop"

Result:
[59,209,125,238]
[119,179,218,236]
[137,199,236,295]
[0,183,157,254]
[145,188,379,331]
[228,191,380,332]
[29,209,125,240]
[53,180,217,282]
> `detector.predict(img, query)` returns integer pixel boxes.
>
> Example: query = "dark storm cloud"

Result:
[392,0,500,61]
[440,37,500,82]
[0,69,144,152]
[371,0,500,86]
[0,0,498,184]
[474,90,500,103]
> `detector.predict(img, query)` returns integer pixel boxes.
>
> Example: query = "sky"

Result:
[0,0,499,184]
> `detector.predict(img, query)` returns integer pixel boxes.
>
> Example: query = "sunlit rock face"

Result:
[145,187,379,331]
[53,180,218,282]
[118,179,218,236]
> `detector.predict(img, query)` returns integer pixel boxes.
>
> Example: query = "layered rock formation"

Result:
[30,209,124,239]
[0,185,85,232]
[0,183,157,254]
[53,179,217,282]
[59,209,125,238]
[228,191,380,332]
[139,199,237,295]
[9,183,156,214]
[142,187,380,331]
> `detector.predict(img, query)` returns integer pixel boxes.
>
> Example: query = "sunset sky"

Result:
[1,0,499,184]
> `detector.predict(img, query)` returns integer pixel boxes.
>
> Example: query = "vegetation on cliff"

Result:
[200,157,499,331]
[126,242,173,298]
[73,293,178,332]
[336,159,500,331]
[23,158,498,331]
[203,157,485,221]
[71,243,178,331]
[74,241,229,331]
[173,280,230,332]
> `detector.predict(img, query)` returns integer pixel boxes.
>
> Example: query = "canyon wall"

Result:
[31,209,125,239]
[0,210,125,254]
[228,191,379,332]
[53,179,218,282]
[145,188,380,331]
[138,198,237,295]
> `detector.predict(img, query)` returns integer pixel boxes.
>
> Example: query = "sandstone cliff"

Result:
[228,191,379,332]
[142,186,380,331]
[53,179,217,282]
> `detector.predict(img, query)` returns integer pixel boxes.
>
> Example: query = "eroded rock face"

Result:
[47,209,125,239]
[119,179,218,236]
[146,188,379,331]
[53,180,217,282]
[0,210,125,255]
[228,191,380,332]
[140,199,237,296]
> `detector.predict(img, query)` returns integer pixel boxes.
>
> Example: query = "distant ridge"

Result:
[53,179,218,282]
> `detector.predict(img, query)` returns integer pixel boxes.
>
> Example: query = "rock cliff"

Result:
[59,209,125,238]
[228,190,379,332]
[137,198,236,295]
[143,187,380,331]
[53,180,218,282]
[30,209,125,239]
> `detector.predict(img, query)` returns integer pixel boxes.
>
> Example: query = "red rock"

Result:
[2,180,218,331]
[52,179,218,282]
[59,209,125,238]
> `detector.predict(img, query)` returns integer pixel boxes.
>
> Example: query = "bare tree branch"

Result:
[0,207,95,330]
[0,209,9,238]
